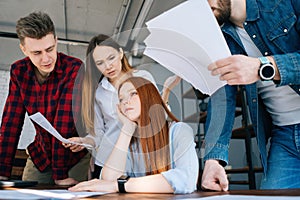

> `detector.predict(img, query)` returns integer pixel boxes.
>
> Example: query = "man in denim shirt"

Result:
[201,0,300,191]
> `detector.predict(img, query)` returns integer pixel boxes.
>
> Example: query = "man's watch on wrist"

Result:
[258,57,276,81]
[117,175,130,193]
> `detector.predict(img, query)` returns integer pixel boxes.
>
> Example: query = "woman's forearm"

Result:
[101,128,132,180]
[125,174,174,193]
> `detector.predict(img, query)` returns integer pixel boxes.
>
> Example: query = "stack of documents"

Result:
[144,0,230,95]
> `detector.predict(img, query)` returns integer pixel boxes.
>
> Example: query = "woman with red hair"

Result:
[69,77,198,194]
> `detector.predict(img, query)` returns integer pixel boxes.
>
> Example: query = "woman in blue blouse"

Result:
[69,77,198,194]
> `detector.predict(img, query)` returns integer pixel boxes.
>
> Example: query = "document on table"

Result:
[29,112,93,149]
[182,195,300,200]
[144,0,230,95]
[0,189,108,199]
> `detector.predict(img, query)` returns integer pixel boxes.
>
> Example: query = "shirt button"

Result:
[264,52,268,56]
[283,28,288,33]
[252,35,256,38]
[252,99,257,103]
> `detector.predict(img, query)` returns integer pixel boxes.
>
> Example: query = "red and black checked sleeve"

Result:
[0,65,26,177]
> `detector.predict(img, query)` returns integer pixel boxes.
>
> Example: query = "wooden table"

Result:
[2,185,300,199]
[90,189,300,199]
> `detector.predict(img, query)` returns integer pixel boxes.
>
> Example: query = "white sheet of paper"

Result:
[29,112,93,149]
[144,0,230,95]
[0,189,108,199]
[182,195,300,200]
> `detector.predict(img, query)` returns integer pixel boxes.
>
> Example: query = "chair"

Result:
[226,87,263,189]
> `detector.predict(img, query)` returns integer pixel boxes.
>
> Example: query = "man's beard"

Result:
[215,0,231,25]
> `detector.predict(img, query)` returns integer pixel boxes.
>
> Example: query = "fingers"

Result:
[202,180,225,191]
[55,178,78,186]
[0,176,8,180]
[208,55,261,85]
[208,62,218,71]
[68,181,89,191]
[62,142,73,149]
[201,171,227,191]
[218,174,229,191]
[70,144,85,152]
[201,160,229,191]
[62,142,84,152]
[68,179,99,192]
[201,176,229,191]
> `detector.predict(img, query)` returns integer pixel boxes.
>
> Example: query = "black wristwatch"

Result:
[258,57,275,81]
[117,175,130,193]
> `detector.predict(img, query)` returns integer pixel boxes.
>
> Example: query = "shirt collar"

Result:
[99,76,116,92]
[245,0,259,22]
[221,0,260,36]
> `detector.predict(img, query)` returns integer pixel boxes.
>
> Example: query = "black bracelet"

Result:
[117,175,130,193]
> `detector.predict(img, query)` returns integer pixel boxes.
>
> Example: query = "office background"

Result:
[0,0,262,190]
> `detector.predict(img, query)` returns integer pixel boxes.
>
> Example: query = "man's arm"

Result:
[0,65,26,178]
[202,85,238,191]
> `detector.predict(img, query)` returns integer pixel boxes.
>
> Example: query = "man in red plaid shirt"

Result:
[0,12,90,185]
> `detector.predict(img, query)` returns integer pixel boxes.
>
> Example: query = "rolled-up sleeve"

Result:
[161,122,199,194]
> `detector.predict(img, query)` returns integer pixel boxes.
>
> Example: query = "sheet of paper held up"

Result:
[29,112,93,149]
[144,0,230,95]
[0,189,108,199]
[182,194,300,200]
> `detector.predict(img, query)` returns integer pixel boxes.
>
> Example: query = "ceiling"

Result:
[0,0,186,70]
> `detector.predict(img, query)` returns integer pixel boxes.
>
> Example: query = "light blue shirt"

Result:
[125,122,199,194]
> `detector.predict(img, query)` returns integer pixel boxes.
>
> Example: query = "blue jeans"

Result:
[260,124,300,189]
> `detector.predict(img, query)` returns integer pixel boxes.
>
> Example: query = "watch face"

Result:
[118,175,130,181]
[260,64,275,80]
[118,179,128,183]
[262,64,274,77]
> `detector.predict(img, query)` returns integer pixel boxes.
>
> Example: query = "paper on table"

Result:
[144,0,230,95]
[29,112,93,149]
[0,189,108,199]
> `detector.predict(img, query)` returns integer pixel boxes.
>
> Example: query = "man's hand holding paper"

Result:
[144,0,231,95]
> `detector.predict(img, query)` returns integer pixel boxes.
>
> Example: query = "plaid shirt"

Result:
[0,52,87,180]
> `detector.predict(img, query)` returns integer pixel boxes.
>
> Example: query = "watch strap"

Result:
[118,181,126,193]
[258,56,270,65]
[117,175,130,193]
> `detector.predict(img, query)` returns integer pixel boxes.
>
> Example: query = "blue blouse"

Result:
[125,122,199,194]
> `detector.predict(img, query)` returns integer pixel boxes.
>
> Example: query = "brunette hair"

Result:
[118,77,179,175]
[16,11,56,45]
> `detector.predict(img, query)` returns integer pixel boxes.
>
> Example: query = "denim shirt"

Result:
[204,0,300,173]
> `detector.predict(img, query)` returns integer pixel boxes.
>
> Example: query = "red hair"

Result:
[118,77,179,175]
